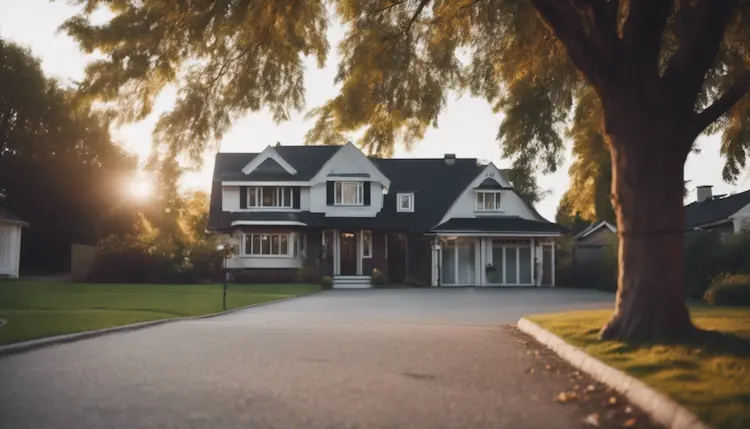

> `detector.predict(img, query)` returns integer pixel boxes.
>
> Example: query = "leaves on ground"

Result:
[583,412,600,426]
[556,391,578,403]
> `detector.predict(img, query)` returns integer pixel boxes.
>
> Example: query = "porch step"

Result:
[333,275,372,289]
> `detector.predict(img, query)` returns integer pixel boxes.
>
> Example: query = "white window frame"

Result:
[334,181,364,206]
[397,193,414,212]
[361,230,372,258]
[247,186,293,208]
[242,233,294,257]
[475,191,502,211]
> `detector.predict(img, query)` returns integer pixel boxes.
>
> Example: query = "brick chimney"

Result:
[697,185,713,202]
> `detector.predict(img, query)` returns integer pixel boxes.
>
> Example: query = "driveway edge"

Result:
[516,317,712,429]
[0,292,316,358]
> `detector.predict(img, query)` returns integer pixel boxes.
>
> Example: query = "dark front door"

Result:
[386,233,407,282]
[339,231,358,275]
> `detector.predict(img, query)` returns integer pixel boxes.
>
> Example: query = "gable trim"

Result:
[241,146,297,175]
[310,142,391,188]
[574,220,617,240]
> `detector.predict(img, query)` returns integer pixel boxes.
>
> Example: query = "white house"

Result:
[0,207,27,278]
[207,143,568,288]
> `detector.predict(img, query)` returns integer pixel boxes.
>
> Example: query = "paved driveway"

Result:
[0,288,615,429]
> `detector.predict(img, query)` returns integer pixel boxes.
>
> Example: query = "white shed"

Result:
[0,208,27,279]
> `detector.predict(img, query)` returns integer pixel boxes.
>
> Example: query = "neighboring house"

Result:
[0,207,27,278]
[573,221,617,247]
[207,143,568,288]
[684,185,750,235]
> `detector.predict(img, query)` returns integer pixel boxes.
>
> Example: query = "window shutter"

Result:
[293,187,301,209]
[239,186,248,209]
[363,181,371,206]
[326,182,335,206]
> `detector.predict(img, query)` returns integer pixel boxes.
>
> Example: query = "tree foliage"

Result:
[0,38,138,273]
[63,0,750,200]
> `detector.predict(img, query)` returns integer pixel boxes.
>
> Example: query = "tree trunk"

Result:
[599,114,696,344]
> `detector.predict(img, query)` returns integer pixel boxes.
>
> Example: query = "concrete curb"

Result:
[516,317,712,429]
[0,292,317,358]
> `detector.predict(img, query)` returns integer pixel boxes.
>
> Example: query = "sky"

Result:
[2,0,749,221]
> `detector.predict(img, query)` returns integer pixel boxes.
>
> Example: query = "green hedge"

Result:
[704,273,750,306]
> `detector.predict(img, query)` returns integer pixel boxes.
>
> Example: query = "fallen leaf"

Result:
[585,384,597,393]
[555,391,578,403]
[526,368,535,374]
[623,417,638,427]
[582,413,600,427]
[533,350,540,355]
[545,364,552,370]
[607,397,618,406]
[624,406,633,414]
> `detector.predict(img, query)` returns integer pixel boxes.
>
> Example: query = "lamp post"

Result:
[217,235,239,311]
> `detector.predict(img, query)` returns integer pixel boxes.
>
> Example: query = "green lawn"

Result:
[0,281,320,345]
[529,307,750,429]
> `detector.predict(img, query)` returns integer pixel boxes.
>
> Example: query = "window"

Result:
[362,230,372,258]
[476,191,502,211]
[247,187,293,208]
[335,181,363,205]
[397,193,414,212]
[243,233,294,256]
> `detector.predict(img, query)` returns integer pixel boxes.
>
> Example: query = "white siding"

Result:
[222,186,240,211]
[0,223,22,278]
[731,202,750,232]
[300,187,311,211]
[225,256,302,269]
[310,181,383,217]
[439,163,539,224]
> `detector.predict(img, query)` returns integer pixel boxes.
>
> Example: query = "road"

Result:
[0,288,621,429]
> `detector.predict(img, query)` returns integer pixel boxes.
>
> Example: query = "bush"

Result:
[370,268,389,286]
[403,276,425,287]
[704,273,750,306]
[319,276,333,289]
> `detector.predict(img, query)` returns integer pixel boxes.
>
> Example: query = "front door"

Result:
[339,231,358,275]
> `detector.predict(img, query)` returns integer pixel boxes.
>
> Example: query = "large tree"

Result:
[63,0,750,343]
[0,39,137,273]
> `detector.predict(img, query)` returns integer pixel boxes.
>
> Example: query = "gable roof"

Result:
[0,207,28,226]
[573,220,616,240]
[214,145,340,182]
[684,189,750,228]
[208,146,558,233]
[241,145,297,176]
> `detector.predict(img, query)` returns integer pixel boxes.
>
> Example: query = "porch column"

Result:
[530,237,536,286]
[551,241,556,287]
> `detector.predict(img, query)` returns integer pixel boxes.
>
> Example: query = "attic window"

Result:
[476,191,502,211]
[397,193,414,212]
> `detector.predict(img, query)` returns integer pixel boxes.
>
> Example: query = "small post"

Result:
[223,262,228,311]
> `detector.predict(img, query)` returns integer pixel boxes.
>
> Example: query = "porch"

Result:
[430,236,556,287]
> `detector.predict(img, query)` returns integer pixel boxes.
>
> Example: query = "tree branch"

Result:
[405,0,431,34]
[663,0,738,106]
[374,0,409,14]
[692,73,750,136]
[621,0,673,70]
[529,0,612,91]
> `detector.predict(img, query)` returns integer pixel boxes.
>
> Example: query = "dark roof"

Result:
[213,145,340,182]
[684,189,750,228]
[432,217,569,234]
[475,178,509,190]
[0,207,28,225]
[208,211,310,228]
[208,146,550,233]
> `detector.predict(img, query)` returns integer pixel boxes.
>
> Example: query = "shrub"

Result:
[403,276,425,287]
[704,273,750,306]
[319,276,333,289]
[371,268,388,287]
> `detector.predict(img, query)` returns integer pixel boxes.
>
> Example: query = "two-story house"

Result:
[207,142,568,288]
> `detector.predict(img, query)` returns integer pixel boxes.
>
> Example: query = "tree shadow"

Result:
[689,329,750,357]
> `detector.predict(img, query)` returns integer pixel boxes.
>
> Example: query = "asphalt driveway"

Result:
[0,288,620,429]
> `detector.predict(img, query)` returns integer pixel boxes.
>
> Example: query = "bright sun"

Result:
[129,177,153,200]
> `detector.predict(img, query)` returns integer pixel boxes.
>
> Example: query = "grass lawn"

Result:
[0,281,320,345]
[529,307,750,429]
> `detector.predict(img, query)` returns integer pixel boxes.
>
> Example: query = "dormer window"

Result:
[247,187,293,208]
[476,191,502,211]
[335,181,363,205]
[397,193,414,212]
